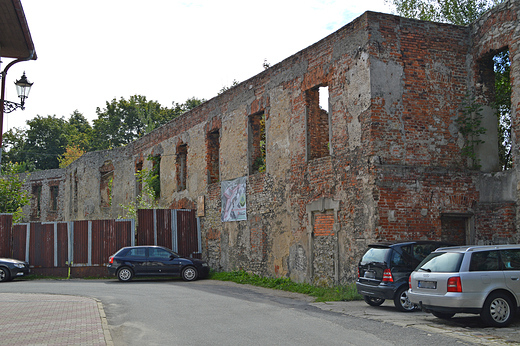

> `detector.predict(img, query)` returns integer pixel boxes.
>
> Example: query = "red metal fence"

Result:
[137,209,201,258]
[0,209,199,277]
[3,217,135,277]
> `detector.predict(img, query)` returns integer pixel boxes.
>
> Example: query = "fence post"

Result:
[171,210,178,253]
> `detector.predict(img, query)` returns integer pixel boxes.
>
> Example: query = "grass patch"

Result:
[209,270,362,302]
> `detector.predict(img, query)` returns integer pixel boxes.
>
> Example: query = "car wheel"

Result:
[181,266,198,281]
[432,311,455,319]
[394,286,416,312]
[0,267,10,282]
[363,295,385,306]
[481,292,515,327]
[117,267,133,282]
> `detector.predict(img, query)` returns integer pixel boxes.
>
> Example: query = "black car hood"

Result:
[0,257,26,264]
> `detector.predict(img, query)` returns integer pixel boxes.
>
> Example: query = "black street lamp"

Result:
[0,70,34,167]
[3,72,33,113]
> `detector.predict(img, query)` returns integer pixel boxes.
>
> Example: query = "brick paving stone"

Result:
[0,293,110,346]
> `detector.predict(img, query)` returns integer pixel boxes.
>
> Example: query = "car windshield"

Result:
[360,248,390,265]
[416,252,463,272]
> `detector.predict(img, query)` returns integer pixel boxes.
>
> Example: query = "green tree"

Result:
[387,0,504,25]
[66,110,92,152]
[91,95,205,151]
[0,162,30,222]
[24,115,69,170]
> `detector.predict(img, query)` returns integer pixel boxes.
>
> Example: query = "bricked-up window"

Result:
[31,184,42,219]
[306,85,330,161]
[249,112,266,174]
[177,144,188,191]
[313,210,334,236]
[207,130,220,184]
[50,185,59,211]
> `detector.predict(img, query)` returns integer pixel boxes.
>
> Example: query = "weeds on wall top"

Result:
[456,95,486,170]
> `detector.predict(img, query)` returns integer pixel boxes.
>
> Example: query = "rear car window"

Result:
[360,248,391,265]
[416,252,463,272]
[127,248,147,257]
[469,250,500,271]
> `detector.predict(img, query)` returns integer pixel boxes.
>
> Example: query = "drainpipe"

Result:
[0,50,35,167]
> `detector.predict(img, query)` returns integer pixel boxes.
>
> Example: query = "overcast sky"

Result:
[2,0,394,131]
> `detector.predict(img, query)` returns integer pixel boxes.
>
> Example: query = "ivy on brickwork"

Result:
[456,95,486,170]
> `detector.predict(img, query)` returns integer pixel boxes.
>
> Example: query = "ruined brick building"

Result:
[22,1,520,285]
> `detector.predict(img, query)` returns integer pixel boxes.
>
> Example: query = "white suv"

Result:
[408,244,520,327]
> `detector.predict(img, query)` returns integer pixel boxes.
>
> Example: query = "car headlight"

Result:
[202,263,208,267]
[14,263,25,268]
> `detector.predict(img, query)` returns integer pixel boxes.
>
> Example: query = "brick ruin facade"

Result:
[20,1,520,284]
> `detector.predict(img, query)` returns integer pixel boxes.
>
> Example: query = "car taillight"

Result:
[357,268,360,278]
[447,276,462,292]
[409,275,411,289]
[109,256,114,264]
[382,269,393,282]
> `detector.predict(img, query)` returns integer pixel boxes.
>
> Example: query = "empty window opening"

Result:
[31,184,42,219]
[177,144,188,191]
[147,155,161,199]
[493,49,512,170]
[207,129,220,184]
[249,112,266,174]
[135,161,143,195]
[306,85,330,160]
[50,185,59,211]
[99,160,114,207]
[100,171,114,207]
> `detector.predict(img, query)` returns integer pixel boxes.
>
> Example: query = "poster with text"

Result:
[221,176,247,222]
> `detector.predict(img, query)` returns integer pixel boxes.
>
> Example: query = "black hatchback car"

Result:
[108,246,210,282]
[356,241,453,312]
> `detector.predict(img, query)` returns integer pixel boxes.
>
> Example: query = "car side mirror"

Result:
[170,254,177,260]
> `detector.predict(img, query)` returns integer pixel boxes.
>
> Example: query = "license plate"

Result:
[418,280,436,289]
[364,271,375,279]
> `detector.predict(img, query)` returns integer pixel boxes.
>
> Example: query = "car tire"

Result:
[432,311,455,319]
[394,285,416,312]
[181,266,198,281]
[0,267,10,282]
[481,292,515,327]
[363,295,385,306]
[117,267,133,282]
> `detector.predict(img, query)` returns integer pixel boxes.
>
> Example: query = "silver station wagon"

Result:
[408,244,520,327]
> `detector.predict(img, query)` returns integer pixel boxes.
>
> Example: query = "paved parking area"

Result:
[0,293,112,346]
[312,300,520,345]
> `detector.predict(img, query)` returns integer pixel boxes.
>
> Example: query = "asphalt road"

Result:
[0,278,488,346]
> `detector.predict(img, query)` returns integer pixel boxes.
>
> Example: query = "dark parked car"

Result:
[356,241,453,312]
[0,257,30,282]
[108,246,210,282]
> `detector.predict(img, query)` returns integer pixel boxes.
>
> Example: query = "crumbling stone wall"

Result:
[20,1,520,285]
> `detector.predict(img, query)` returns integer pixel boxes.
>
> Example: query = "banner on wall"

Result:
[221,176,247,222]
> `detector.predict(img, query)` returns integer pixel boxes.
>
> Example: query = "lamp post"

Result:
[0,70,33,167]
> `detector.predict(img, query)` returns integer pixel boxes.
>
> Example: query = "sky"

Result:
[2,0,394,132]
